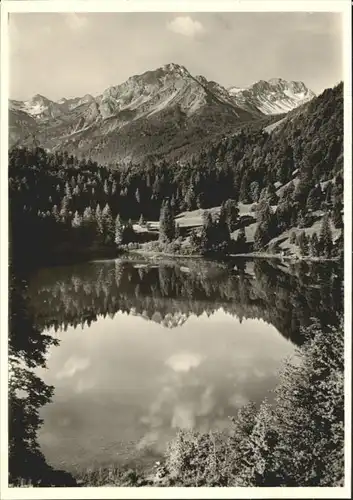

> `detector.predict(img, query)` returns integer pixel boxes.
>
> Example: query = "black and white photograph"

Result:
[0,0,351,497]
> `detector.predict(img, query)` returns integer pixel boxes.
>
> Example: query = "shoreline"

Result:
[228,252,340,263]
[127,248,340,263]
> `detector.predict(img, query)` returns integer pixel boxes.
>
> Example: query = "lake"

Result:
[11,256,343,476]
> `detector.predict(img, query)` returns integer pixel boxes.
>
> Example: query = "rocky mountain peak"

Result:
[230,78,315,115]
[31,93,50,103]
[9,65,317,163]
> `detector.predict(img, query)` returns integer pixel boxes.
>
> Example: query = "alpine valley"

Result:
[8,61,345,489]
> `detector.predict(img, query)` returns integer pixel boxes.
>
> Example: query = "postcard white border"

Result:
[0,1,351,499]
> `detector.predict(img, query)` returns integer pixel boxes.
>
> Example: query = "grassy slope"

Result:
[134,177,341,259]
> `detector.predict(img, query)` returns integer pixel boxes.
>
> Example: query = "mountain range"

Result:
[9,63,315,164]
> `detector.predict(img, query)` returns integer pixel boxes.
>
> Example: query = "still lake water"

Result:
[24,257,342,474]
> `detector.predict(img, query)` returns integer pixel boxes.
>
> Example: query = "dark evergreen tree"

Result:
[278,144,294,184]
[236,227,247,253]
[306,184,322,212]
[139,214,146,226]
[159,199,176,244]
[52,205,60,223]
[114,214,124,246]
[281,181,295,203]
[102,203,114,244]
[71,210,82,228]
[289,231,297,244]
[214,204,231,254]
[297,210,307,228]
[294,176,313,206]
[82,206,96,244]
[95,204,104,239]
[239,172,251,203]
[254,201,275,250]
[309,233,320,257]
[250,181,261,203]
[319,215,333,258]
[223,199,240,232]
[323,185,333,211]
[199,211,214,255]
[123,219,136,244]
[266,183,278,205]
[297,231,309,256]
[332,201,343,229]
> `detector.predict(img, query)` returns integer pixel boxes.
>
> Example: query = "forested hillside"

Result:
[9,83,343,265]
[8,79,345,489]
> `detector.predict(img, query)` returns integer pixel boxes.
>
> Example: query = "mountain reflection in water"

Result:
[9,257,343,479]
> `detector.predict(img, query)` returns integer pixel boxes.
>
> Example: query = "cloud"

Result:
[167,16,205,38]
[65,13,89,32]
[165,352,202,372]
[56,356,90,379]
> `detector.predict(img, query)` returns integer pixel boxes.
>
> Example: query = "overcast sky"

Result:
[9,12,342,101]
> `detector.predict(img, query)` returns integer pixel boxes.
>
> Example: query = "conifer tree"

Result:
[82,206,96,243]
[83,206,94,224]
[324,182,333,208]
[309,232,320,257]
[266,183,278,205]
[64,181,72,199]
[159,199,176,244]
[95,203,104,238]
[254,202,275,250]
[139,213,146,226]
[254,225,266,251]
[71,210,82,228]
[250,181,261,203]
[123,218,136,244]
[215,204,231,254]
[297,231,309,256]
[223,199,240,232]
[102,203,114,243]
[289,231,297,244]
[278,145,294,184]
[52,205,60,223]
[236,227,247,253]
[306,184,322,212]
[319,215,333,258]
[297,210,307,228]
[239,171,251,203]
[199,211,214,255]
[114,214,124,246]
[59,196,70,222]
[281,181,295,203]
[189,228,201,250]
[185,187,196,211]
[104,179,110,197]
[236,400,279,486]
[332,201,343,229]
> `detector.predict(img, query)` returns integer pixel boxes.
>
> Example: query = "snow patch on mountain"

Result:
[228,86,245,95]
[229,78,315,115]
